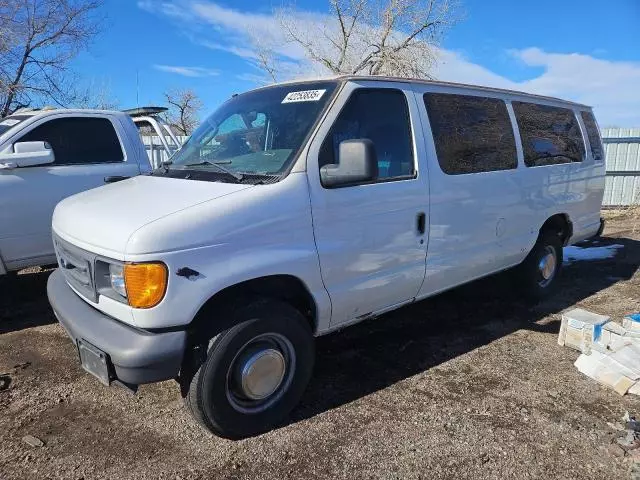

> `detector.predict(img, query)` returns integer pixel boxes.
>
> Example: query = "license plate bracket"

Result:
[77,339,110,386]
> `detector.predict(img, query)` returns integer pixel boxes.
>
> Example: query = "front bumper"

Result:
[47,269,186,386]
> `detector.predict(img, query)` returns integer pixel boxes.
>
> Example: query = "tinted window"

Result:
[512,102,585,167]
[19,117,124,165]
[320,89,414,180]
[424,93,517,175]
[580,111,604,161]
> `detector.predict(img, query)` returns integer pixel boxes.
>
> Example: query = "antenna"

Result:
[136,69,140,109]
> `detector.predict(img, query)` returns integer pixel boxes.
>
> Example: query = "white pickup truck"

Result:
[0,109,153,275]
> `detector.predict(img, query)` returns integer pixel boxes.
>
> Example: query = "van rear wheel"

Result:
[516,232,563,300]
[185,298,314,439]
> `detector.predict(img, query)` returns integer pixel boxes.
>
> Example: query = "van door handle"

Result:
[417,212,426,235]
[104,176,130,183]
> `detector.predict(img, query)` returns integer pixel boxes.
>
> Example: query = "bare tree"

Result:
[261,0,456,81]
[73,79,118,110]
[0,0,103,117]
[163,89,203,136]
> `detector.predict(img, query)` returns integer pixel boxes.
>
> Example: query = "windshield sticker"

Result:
[282,89,326,104]
[0,119,20,127]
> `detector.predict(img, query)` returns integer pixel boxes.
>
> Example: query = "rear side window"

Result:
[423,93,517,175]
[580,111,604,161]
[19,117,124,166]
[319,88,414,181]
[512,102,585,167]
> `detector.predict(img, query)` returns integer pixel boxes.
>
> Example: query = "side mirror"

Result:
[0,141,55,168]
[320,139,378,187]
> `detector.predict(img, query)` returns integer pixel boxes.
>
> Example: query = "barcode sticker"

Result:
[282,89,326,104]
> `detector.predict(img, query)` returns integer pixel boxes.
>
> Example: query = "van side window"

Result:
[319,89,414,181]
[580,111,604,161]
[19,117,124,166]
[423,93,517,175]
[512,102,585,167]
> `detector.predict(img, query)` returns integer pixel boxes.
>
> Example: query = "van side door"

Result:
[0,114,141,270]
[415,90,522,296]
[307,81,430,327]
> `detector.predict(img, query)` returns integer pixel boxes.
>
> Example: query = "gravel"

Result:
[1,212,639,479]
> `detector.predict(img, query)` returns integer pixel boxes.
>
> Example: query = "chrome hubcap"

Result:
[239,348,285,400]
[538,246,557,287]
[226,333,295,413]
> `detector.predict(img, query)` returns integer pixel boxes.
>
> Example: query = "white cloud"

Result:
[153,64,220,77]
[197,40,259,60]
[141,1,640,126]
[510,48,640,126]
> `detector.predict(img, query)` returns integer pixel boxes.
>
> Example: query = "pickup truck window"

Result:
[319,88,415,181]
[19,117,124,165]
[168,81,338,180]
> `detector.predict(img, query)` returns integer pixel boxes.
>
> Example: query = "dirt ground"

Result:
[1,212,639,480]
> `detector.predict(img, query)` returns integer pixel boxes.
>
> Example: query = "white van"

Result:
[47,76,605,439]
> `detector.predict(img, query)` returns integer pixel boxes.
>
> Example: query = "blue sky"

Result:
[73,0,640,125]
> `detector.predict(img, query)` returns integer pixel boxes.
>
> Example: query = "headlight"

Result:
[123,262,168,309]
[109,264,127,298]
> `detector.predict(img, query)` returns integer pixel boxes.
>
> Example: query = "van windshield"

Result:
[167,81,338,180]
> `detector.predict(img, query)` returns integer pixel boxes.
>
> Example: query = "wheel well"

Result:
[540,214,572,246]
[178,275,318,395]
[189,275,317,337]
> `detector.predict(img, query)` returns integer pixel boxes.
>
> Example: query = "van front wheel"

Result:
[185,298,314,439]
[516,232,563,300]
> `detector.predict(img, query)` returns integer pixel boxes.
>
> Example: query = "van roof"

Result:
[247,75,591,109]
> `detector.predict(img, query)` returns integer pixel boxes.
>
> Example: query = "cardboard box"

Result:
[623,314,640,333]
[558,308,610,353]
[574,344,640,396]
[593,322,633,353]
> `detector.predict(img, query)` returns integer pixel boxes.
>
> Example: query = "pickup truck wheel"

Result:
[185,298,314,439]
[516,232,563,300]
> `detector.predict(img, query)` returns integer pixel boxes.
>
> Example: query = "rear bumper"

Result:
[47,269,186,386]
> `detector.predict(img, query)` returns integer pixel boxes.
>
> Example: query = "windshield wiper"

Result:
[182,160,244,182]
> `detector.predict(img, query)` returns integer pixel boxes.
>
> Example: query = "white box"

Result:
[593,322,633,353]
[575,351,636,395]
[558,308,610,353]
[623,314,640,333]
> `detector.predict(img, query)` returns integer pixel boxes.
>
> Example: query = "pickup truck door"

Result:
[307,81,430,327]
[0,114,141,270]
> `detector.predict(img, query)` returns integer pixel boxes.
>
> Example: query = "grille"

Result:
[53,234,98,302]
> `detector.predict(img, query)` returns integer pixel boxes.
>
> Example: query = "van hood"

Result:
[53,175,252,256]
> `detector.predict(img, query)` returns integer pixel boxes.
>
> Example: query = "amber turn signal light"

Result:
[123,262,168,309]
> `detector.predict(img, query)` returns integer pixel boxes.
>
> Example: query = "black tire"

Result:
[515,231,563,300]
[0,270,18,281]
[185,298,314,439]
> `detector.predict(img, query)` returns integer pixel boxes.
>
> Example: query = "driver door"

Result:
[306,81,430,327]
[0,114,139,270]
